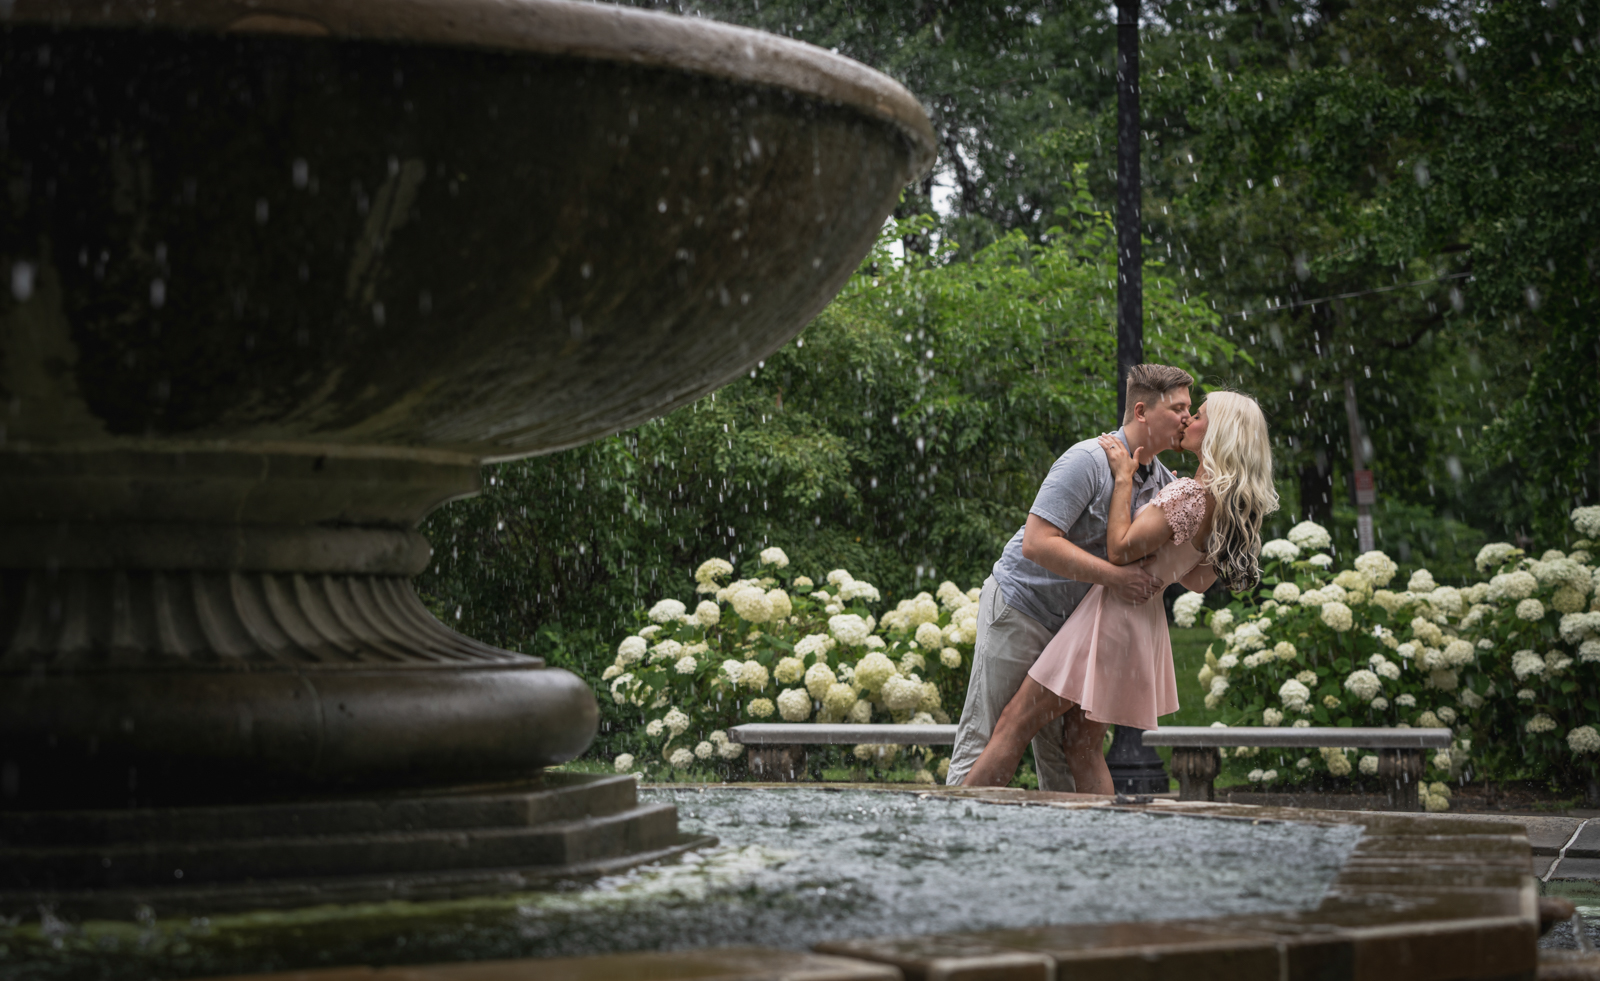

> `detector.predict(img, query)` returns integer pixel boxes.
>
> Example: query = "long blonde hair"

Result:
[1198,391,1279,591]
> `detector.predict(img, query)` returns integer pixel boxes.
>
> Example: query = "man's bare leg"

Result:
[962,677,1075,787]
[1061,707,1113,795]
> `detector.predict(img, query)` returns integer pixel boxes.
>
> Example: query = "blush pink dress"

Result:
[1026,477,1209,731]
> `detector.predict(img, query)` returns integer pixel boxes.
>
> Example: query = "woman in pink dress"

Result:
[962,391,1278,792]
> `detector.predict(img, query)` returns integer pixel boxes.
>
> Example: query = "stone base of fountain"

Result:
[0,772,711,918]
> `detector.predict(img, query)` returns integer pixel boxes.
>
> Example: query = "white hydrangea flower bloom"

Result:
[663,707,691,736]
[717,741,745,759]
[846,697,874,724]
[1517,688,1537,701]
[729,585,774,623]
[839,579,880,602]
[1574,506,1600,539]
[826,569,854,587]
[1272,582,1301,604]
[1325,752,1352,777]
[614,753,635,772]
[853,651,897,690]
[915,621,945,649]
[695,558,735,584]
[1580,639,1600,663]
[1321,601,1354,632]
[1287,521,1332,551]
[1568,725,1600,754]
[610,672,636,705]
[1436,706,1458,725]
[602,665,624,681]
[829,613,872,646]
[899,651,926,675]
[739,660,769,690]
[1526,714,1557,734]
[1261,538,1301,563]
[1308,554,1333,569]
[1374,659,1401,681]
[940,647,963,668]
[1247,768,1265,783]
[1278,678,1311,708]
[616,635,648,666]
[1344,670,1381,701]
[1489,570,1539,602]
[1271,641,1297,662]
[1262,707,1284,726]
[1559,612,1600,645]
[648,598,688,623]
[936,581,967,609]
[1261,769,1278,783]
[804,662,837,701]
[693,599,722,627]
[1354,550,1399,587]
[1173,590,1206,627]
[777,687,812,721]
[649,639,682,665]
[674,655,699,675]
[746,697,775,719]
[669,747,695,769]
[1372,697,1390,710]
[1547,651,1574,675]
[881,674,924,711]
[1296,756,1313,769]
[1458,688,1485,710]
[1516,598,1546,621]
[1441,640,1476,668]
[794,633,834,660]
[694,740,715,760]
[1475,542,1521,572]
[645,719,665,738]
[758,546,790,568]
[823,683,858,718]
[1407,569,1437,594]
[774,656,805,685]
[1210,608,1235,638]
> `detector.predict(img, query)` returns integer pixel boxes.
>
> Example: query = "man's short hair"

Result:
[1123,363,1194,423]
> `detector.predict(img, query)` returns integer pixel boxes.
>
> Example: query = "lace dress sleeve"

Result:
[1153,478,1208,546]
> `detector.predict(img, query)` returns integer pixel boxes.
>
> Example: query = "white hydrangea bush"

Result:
[601,547,980,777]
[1200,510,1600,800]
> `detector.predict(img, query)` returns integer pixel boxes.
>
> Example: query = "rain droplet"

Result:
[11,261,35,301]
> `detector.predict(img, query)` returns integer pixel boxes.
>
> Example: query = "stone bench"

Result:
[1142,726,1454,810]
[728,723,957,781]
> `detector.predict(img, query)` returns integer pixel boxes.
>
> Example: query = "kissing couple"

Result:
[945,363,1279,792]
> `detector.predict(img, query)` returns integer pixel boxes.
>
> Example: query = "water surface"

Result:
[0,788,1362,980]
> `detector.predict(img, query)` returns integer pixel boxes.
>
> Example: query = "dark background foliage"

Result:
[421,0,1598,708]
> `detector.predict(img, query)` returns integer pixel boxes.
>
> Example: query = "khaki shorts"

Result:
[944,576,1075,791]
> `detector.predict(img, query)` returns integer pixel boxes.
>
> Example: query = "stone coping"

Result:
[729,723,957,745]
[1144,726,1454,748]
[189,784,1544,981]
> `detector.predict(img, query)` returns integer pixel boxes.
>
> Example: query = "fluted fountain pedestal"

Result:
[0,0,932,914]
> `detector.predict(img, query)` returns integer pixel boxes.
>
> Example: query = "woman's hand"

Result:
[1097,433,1149,483]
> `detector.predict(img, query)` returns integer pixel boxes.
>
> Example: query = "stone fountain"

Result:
[0,0,933,913]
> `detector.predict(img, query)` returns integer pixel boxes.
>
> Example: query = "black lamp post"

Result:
[1105,0,1171,796]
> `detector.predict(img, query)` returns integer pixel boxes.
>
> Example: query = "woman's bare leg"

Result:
[1060,707,1113,795]
[962,677,1075,787]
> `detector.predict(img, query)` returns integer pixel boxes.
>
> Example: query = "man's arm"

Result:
[1020,514,1161,605]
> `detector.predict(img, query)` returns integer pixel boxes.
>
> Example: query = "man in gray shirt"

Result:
[944,364,1196,790]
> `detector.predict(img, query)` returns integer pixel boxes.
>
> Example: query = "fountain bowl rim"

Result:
[2,0,937,177]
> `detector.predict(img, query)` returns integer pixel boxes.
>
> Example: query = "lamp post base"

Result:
[1104,725,1170,796]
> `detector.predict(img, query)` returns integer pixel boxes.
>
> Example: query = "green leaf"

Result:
[1337,717,1354,728]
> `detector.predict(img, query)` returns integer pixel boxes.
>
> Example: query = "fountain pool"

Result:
[0,787,1367,980]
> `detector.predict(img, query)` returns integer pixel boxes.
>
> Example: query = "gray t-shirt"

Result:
[991,430,1175,633]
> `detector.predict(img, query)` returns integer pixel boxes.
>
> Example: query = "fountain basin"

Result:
[0,0,935,811]
[0,788,1541,980]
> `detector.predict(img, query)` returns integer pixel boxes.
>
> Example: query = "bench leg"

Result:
[748,745,808,781]
[1170,747,1219,802]
[1378,748,1424,811]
